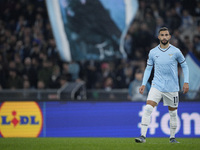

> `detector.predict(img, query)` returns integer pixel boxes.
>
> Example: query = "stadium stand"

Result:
[0,0,200,101]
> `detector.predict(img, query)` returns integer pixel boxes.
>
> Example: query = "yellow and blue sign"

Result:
[0,102,43,137]
[0,101,200,137]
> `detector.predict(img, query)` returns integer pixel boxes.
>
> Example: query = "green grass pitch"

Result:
[0,138,199,150]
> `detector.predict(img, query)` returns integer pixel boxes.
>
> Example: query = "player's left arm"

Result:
[183,82,189,94]
[177,50,189,94]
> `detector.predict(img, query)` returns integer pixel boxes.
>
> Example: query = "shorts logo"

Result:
[0,102,43,137]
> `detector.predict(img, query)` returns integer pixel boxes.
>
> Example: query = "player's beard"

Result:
[160,39,169,45]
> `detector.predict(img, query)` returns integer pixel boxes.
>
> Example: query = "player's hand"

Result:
[139,85,146,94]
[183,83,189,94]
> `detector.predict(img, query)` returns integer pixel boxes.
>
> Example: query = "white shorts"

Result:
[147,87,179,108]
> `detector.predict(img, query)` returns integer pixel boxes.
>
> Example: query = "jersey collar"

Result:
[158,44,171,52]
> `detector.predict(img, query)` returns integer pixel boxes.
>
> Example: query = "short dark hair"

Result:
[159,27,169,33]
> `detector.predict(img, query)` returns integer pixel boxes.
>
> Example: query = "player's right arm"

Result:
[139,65,153,94]
[140,51,154,94]
[139,85,146,94]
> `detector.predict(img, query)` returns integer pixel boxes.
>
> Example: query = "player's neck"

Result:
[160,43,170,49]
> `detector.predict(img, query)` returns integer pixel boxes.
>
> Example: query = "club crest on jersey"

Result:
[169,54,174,57]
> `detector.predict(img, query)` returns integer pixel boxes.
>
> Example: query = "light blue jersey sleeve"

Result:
[142,51,153,86]
[177,51,189,83]
[147,51,154,66]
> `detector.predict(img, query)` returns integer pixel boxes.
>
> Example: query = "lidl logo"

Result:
[0,102,43,137]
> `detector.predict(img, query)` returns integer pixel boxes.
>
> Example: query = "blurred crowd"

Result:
[0,0,200,101]
[0,0,65,90]
[125,0,200,61]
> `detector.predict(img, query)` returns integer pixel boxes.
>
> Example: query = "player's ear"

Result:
[158,35,160,40]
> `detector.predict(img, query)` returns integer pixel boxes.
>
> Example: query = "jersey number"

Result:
[173,96,178,104]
